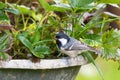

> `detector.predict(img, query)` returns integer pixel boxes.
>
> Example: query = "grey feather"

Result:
[63,37,90,50]
[56,32,102,57]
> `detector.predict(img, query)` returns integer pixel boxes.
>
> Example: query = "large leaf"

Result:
[0,11,9,21]
[31,51,45,58]
[8,3,34,15]
[97,0,120,3]
[0,34,11,61]
[18,35,51,58]
[39,0,71,12]
[33,39,53,46]
[0,1,6,9]
[0,52,9,60]
[0,34,11,51]
[83,52,104,80]
[82,39,101,48]
[81,34,102,47]
[32,30,40,44]
[5,8,20,15]
[34,45,50,55]
[102,29,120,58]
[102,29,120,48]
[26,23,40,43]
[69,0,94,8]
[32,45,51,58]
[17,5,34,15]
[32,13,43,21]
[18,35,33,50]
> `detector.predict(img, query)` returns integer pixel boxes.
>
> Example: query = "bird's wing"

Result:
[67,40,90,50]
[72,42,89,50]
[67,40,102,55]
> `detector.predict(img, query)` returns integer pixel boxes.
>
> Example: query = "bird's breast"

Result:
[60,49,80,57]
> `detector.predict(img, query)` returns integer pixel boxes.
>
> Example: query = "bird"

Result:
[55,31,102,57]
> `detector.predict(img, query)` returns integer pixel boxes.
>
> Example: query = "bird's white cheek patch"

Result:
[59,38,67,46]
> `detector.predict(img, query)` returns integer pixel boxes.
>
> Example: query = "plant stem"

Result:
[100,17,105,34]
[22,14,26,30]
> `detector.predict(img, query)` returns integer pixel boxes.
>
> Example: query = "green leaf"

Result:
[0,11,9,21]
[18,35,33,50]
[27,23,40,43]
[83,52,104,80]
[0,34,10,51]
[82,39,101,47]
[34,45,51,55]
[5,8,20,15]
[17,5,34,15]
[32,30,40,43]
[39,0,71,12]
[69,0,94,8]
[83,34,101,41]
[33,39,53,46]
[8,3,34,15]
[39,0,50,11]
[32,52,45,58]
[0,52,9,60]
[103,29,120,46]
[81,34,102,47]
[18,34,51,58]
[0,1,6,9]
[102,29,120,57]
[32,13,43,21]
[31,45,51,58]
[97,0,120,3]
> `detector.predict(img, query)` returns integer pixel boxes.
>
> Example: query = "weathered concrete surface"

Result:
[0,55,87,69]
[0,55,87,80]
[0,66,80,80]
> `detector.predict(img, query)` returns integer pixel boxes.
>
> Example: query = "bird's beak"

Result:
[55,38,58,40]
[55,32,59,35]
[53,37,57,44]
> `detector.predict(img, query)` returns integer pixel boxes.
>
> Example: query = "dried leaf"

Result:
[105,4,120,16]
[0,24,13,30]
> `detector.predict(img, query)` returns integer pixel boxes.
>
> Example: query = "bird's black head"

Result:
[56,32,69,40]
[56,32,70,48]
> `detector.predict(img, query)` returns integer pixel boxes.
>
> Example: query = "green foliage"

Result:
[69,0,95,12]
[102,29,120,58]
[0,1,6,9]
[69,0,94,8]
[5,8,20,15]
[0,33,12,60]
[18,35,33,50]
[0,1,120,79]
[83,52,104,80]
[97,0,120,3]
[0,34,11,51]
[0,11,9,21]
[18,35,51,58]
[39,0,50,11]
[32,45,51,58]
[17,5,34,15]
[7,3,35,15]
[0,0,119,62]
[81,34,102,48]
[0,52,9,60]
[39,0,71,12]
[16,22,52,58]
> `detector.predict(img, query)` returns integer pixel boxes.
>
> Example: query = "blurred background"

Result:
[76,58,120,80]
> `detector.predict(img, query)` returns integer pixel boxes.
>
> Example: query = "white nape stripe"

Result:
[59,38,67,46]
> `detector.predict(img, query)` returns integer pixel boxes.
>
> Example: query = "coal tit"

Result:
[56,32,102,57]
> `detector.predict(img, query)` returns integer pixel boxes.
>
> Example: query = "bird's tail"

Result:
[89,47,103,56]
